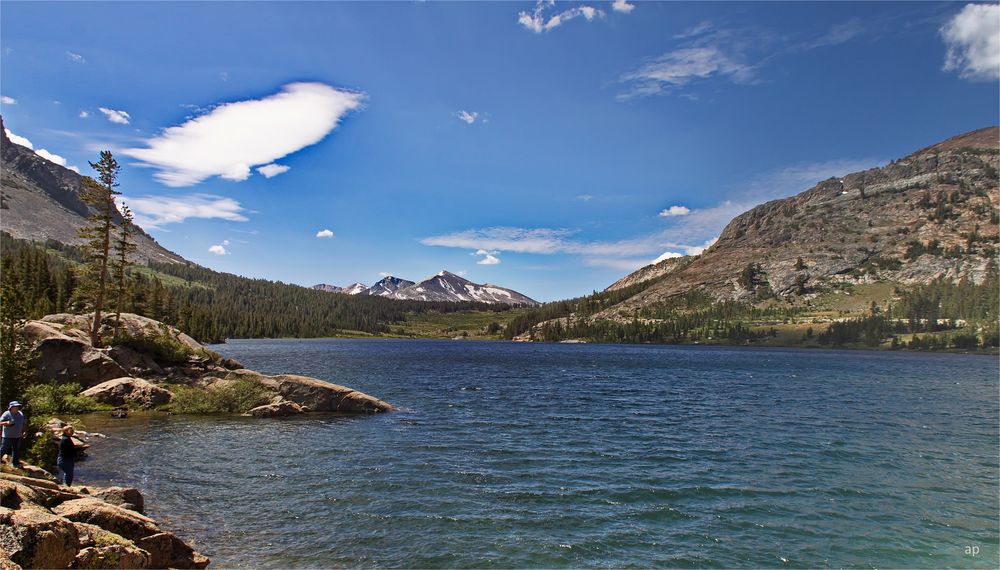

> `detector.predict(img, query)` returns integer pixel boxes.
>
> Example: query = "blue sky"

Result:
[1,1,997,301]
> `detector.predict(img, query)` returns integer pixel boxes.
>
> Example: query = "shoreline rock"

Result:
[1,463,208,569]
[24,312,394,417]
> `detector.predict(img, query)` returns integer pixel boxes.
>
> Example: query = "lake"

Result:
[78,340,999,568]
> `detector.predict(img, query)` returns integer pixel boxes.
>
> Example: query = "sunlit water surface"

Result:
[79,340,999,568]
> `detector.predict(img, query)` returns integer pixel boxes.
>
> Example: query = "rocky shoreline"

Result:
[1,459,209,569]
[27,312,394,416]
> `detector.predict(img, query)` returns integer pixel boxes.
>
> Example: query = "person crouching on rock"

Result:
[0,401,25,468]
[58,425,78,486]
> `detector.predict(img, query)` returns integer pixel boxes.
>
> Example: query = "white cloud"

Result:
[575,194,594,202]
[34,149,67,166]
[379,272,392,278]
[257,163,290,178]
[456,110,478,124]
[1,96,16,105]
[66,51,86,63]
[123,82,363,187]
[610,0,634,14]
[122,194,249,229]
[518,0,605,33]
[652,251,684,264]
[477,254,501,265]
[659,205,691,217]
[620,46,755,99]
[316,229,335,238]
[4,128,33,149]
[941,3,1000,81]
[79,110,89,118]
[99,107,131,124]
[208,244,229,255]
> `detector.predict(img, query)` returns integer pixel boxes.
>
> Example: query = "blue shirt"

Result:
[0,410,25,438]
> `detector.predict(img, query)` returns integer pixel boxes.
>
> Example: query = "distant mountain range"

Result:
[0,117,185,265]
[313,271,540,306]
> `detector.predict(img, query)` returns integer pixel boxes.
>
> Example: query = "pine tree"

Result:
[76,151,121,347]
[0,263,37,404]
[111,202,137,339]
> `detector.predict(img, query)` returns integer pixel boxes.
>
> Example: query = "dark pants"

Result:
[57,457,75,486]
[0,437,21,467]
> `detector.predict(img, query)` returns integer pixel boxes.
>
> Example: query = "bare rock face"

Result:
[227,370,394,414]
[25,321,127,387]
[135,532,209,569]
[53,498,160,542]
[0,507,80,569]
[81,378,172,409]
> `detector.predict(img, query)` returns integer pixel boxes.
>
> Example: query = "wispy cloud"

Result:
[99,107,131,125]
[1,96,16,105]
[78,110,89,118]
[518,0,605,34]
[121,194,249,229]
[66,51,86,64]
[941,3,1000,81]
[575,194,594,202]
[122,82,363,187]
[455,110,478,124]
[659,205,690,218]
[620,17,872,99]
[423,158,883,270]
[316,229,335,238]
[256,163,290,178]
[472,249,501,265]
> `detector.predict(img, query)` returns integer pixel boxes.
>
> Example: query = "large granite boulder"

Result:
[72,522,152,569]
[0,506,80,569]
[226,370,394,413]
[81,378,172,408]
[135,532,209,569]
[25,321,127,387]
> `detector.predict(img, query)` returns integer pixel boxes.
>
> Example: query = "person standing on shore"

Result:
[57,425,77,486]
[0,401,25,468]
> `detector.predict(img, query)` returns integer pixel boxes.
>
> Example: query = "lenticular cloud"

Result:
[124,82,363,187]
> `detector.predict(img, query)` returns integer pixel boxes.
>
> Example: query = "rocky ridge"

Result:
[314,271,540,306]
[0,117,185,265]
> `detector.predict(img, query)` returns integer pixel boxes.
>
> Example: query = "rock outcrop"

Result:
[24,312,394,416]
[0,466,208,569]
[81,378,172,408]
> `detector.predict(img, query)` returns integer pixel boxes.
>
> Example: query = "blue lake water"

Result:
[80,340,999,568]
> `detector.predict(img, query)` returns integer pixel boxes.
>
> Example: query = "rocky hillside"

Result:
[600,126,998,317]
[0,117,185,265]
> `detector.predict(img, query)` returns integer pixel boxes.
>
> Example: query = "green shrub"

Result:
[114,325,194,364]
[167,379,273,414]
[23,382,99,415]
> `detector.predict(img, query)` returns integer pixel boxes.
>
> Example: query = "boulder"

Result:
[74,544,152,569]
[108,346,165,377]
[246,401,305,418]
[0,506,80,569]
[135,532,209,569]
[81,378,172,408]
[0,480,42,510]
[53,498,159,543]
[26,323,128,386]
[227,370,394,413]
[91,486,144,514]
